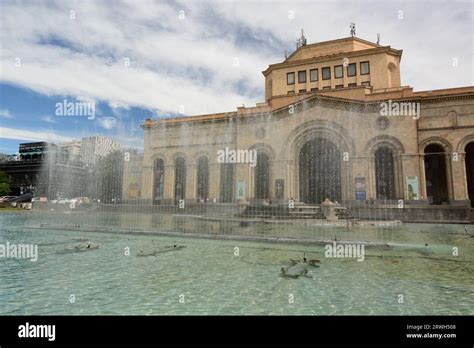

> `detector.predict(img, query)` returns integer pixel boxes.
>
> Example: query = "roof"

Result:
[141,86,474,129]
[262,36,402,76]
[285,36,381,61]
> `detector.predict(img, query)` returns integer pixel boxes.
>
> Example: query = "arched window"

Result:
[299,138,341,204]
[465,142,474,207]
[153,158,164,205]
[196,156,209,201]
[220,163,234,203]
[424,144,448,205]
[174,157,186,202]
[255,153,270,199]
[375,147,395,200]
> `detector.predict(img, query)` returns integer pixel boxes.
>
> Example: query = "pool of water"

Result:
[1,212,473,315]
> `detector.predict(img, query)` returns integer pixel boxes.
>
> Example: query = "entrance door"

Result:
[299,138,341,204]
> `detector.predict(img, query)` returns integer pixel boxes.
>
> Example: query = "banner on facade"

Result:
[406,176,420,200]
[236,180,246,199]
[355,176,366,201]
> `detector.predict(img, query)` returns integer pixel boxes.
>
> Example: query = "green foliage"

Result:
[0,171,11,196]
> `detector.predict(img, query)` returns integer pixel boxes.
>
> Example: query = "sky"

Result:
[0,0,472,154]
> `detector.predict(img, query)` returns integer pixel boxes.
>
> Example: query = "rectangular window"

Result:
[287,72,295,85]
[299,89,306,93]
[347,63,356,77]
[322,86,331,90]
[334,65,343,79]
[310,69,318,81]
[298,71,306,83]
[335,84,343,89]
[348,83,357,87]
[310,87,318,91]
[287,90,295,95]
[322,67,331,80]
[361,81,371,86]
[360,61,370,75]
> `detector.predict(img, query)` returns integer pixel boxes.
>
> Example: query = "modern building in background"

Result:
[59,140,82,162]
[81,136,121,165]
[0,136,123,199]
[140,35,474,209]
[0,142,83,197]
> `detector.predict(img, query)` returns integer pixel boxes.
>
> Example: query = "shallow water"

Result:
[1,212,473,315]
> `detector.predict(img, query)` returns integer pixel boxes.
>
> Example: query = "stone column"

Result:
[286,160,296,201]
[164,164,175,205]
[341,156,353,203]
[186,163,197,203]
[445,154,455,203]
[209,162,219,202]
[366,156,375,200]
[450,152,469,205]
[248,164,254,200]
[418,154,426,200]
[141,164,153,203]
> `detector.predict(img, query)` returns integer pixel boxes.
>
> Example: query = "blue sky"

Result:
[0,0,472,154]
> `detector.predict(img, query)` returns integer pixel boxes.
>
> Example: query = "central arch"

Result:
[299,138,341,204]
[284,120,355,203]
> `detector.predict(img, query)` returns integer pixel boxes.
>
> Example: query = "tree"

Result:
[0,170,11,196]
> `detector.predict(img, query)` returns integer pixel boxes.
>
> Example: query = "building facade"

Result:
[122,150,143,203]
[0,142,84,197]
[140,36,474,208]
[81,136,121,165]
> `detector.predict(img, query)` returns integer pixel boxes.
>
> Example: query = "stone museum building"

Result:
[134,35,474,209]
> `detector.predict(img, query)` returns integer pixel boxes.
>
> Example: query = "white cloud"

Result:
[41,115,57,123]
[97,117,117,130]
[0,109,13,119]
[0,127,74,143]
[0,0,472,120]
[0,1,271,116]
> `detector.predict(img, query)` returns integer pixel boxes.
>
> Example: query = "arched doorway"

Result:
[424,144,448,205]
[196,156,209,202]
[465,142,474,207]
[299,138,341,204]
[220,163,234,203]
[174,157,186,202]
[255,153,270,199]
[375,147,396,200]
[153,158,164,205]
